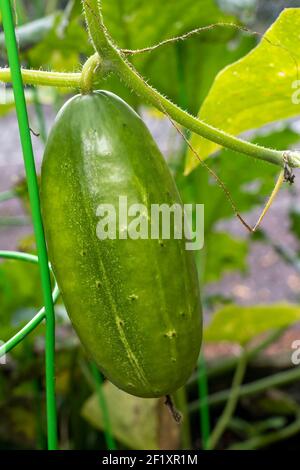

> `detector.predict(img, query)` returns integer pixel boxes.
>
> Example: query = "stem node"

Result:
[80,52,101,94]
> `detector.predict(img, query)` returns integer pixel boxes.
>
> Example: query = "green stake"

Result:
[0,0,58,450]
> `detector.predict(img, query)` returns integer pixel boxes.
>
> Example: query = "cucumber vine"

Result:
[1,0,300,170]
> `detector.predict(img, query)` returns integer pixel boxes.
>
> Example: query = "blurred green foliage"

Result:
[205,304,300,344]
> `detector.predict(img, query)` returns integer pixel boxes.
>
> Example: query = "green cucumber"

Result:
[41,91,202,398]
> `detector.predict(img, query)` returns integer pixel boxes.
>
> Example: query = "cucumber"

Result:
[41,91,202,398]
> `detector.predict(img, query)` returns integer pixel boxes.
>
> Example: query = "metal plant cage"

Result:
[0,0,210,451]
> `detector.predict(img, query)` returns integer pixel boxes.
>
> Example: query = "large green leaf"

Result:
[205,304,300,345]
[142,35,254,115]
[185,8,300,173]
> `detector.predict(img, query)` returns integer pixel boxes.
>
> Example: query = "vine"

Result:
[1,0,300,169]
[0,0,299,231]
[82,0,296,232]
[121,21,300,83]
[82,0,300,170]
[0,67,81,88]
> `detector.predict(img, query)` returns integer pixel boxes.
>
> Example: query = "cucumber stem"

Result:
[0,67,81,88]
[165,395,182,423]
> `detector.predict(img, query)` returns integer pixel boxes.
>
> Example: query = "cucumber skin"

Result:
[41,91,202,398]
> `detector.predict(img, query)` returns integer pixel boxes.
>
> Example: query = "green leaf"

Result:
[205,303,300,345]
[185,8,300,173]
[81,382,179,450]
[144,35,254,115]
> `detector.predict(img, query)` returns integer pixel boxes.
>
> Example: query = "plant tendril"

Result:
[157,100,254,232]
[121,22,300,81]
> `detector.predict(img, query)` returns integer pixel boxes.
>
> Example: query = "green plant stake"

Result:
[0,0,58,450]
